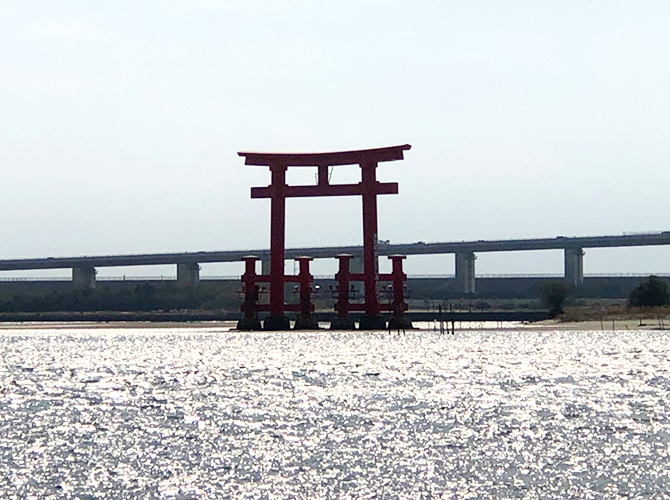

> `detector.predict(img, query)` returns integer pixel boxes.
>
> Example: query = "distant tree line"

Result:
[0,283,240,313]
[1,276,668,314]
[536,275,670,319]
[539,281,570,318]
[628,275,670,308]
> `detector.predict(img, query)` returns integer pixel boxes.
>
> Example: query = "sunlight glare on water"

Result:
[1,325,669,499]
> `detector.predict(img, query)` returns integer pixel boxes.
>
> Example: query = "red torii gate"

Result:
[238,144,411,330]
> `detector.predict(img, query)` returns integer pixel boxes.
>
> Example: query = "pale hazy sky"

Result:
[2,1,670,277]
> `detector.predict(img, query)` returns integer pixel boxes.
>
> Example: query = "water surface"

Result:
[1,325,669,499]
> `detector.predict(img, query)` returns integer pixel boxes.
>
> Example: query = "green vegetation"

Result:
[540,281,570,318]
[0,282,240,313]
[1,276,666,316]
[628,275,670,308]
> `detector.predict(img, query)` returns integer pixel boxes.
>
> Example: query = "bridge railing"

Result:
[0,277,71,282]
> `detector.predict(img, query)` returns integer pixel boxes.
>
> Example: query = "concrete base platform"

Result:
[236,317,263,331]
[330,317,357,330]
[388,316,414,330]
[263,315,291,331]
[358,315,387,330]
[293,316,320,330]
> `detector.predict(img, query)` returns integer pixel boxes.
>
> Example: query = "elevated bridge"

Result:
[1,232,669,292]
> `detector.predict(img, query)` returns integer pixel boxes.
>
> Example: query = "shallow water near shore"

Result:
[1,325,669,499]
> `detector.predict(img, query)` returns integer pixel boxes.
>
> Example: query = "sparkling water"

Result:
[1,324,669,499]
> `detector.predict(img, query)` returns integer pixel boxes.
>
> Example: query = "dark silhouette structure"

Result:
[238,145,411,330]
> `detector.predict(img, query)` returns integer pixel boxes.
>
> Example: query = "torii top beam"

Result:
[238,144,411,167]
[240,145,411,199]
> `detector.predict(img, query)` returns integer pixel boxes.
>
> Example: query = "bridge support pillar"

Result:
[260,254,271,276]
[564,248,584,287]
[72,266,96,289]
[350,255,365,274]
[455,251,476,294]
[177,262,200,287]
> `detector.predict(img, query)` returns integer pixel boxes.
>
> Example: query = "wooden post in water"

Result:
[438,304,445,334]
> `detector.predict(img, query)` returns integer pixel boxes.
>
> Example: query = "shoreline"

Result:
[0,306,667,331]
[0,318,667,332]
[527,317,669,331]
[0,309,549,325]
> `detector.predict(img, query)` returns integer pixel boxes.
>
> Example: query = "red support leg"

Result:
[332,254,356,329]
[294,256,318,329]
[388,255,412,330]
[237,256,262,330]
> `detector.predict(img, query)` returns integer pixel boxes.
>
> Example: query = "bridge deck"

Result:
[0,233,669,271]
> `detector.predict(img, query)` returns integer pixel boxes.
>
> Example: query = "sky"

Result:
[2,0,670,278]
